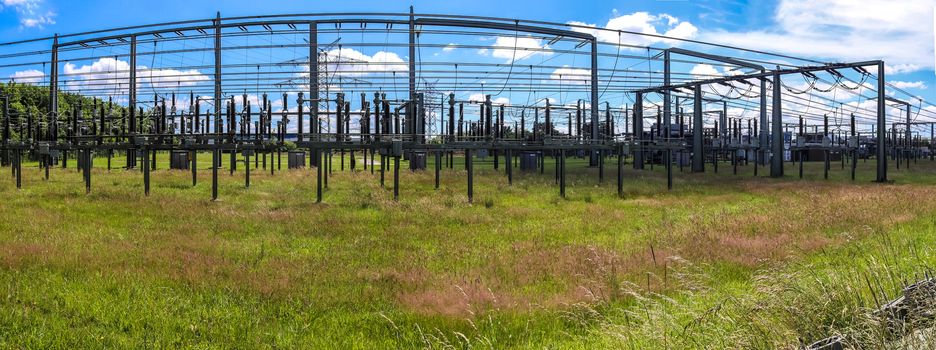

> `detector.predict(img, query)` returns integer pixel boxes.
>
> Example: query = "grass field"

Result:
[1,151,935,348]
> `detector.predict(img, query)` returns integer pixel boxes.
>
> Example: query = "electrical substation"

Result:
[0,7,928,202]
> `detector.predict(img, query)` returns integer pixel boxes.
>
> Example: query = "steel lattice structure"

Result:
[0,7,932,201]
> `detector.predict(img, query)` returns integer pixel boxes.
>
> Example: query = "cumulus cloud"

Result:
[486,36,552,62]
[700,0,935,72]
[57,57,209,92]
[8,69,44,84]
[320,47,407,76]
[549,67,590,85]
[467,93,509,105]
[567,11,697,47]
[1,0,55,29]
[689,64,721,79]
[891,81,927,90]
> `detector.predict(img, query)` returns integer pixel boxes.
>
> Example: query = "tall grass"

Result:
[1,153,936,348]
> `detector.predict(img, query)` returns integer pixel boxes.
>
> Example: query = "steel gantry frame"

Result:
[0,8,924,202]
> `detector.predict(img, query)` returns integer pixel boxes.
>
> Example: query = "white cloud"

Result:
[689,63,721,79]
[891,81,927,90]
[567,11,697,47]
[488,36,552,62]
[442,43,457,52]
[467,93,509,105]
[62,57,130,91]
[19,10,53,28]
[0,0,55,29]
[549,67,590,85]
[700,0,935,72]
[139,67,209,88]
[319,48,407,77]
[60,57,208,92]
[9,69,44,84]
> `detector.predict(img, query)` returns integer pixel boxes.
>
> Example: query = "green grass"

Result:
[1,151,935,348]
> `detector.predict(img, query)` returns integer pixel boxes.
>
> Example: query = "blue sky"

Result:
[0,0,933,133]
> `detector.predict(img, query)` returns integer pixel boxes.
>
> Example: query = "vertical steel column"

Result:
[129,34,138,168]
[589,38,599,166]
[212,148,218,200]
[434,150,440,189]
[770,71,784,177]
[380,154,385,187]
[759,69,768,165]
[506,149,512,185]
[408,6,416,141]
[49,34,59,141]
[617,145,623,197]
[544,100,551,139]
[393,155,400,201]
[663,51,671,141]
[906,103,911,170]
[851,113,857,180]
[692,85,704,172]
[244,151,250,188]
[192,151,197,186]
[824,114,830,179]
[214,13,222,142]
[298,92,306,155]
[633,92,643,169]
[316,149,323,203]
[16,150,22,189]
[448,93,455,140]
[876,62,887,182]
[1,94,8,167]
[466,148,473,203]
[143,147,150,196]
[663,51,673,188]
[308,22,318,142]
[84,149,91,194]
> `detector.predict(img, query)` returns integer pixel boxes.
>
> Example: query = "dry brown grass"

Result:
[2,160,935,321]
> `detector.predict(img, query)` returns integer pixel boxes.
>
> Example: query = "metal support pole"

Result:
[506,149,512,185]
[214,13,222,143]
[692,85,704,172]
[617,145,623,197]
[851,113,857,180]
[15,150,20,189]
[434,150,440,189]
[906,104,911,170]
[192,151,197,186]
[84,149,91,194]
[129,35,138,168]
[211,148,219,200]
[759,70,768,165]
[393,155,400,201]
[408,6,416,141]
[309,21,318,142]
[634,92,644,169]
[466,148,473,203]
[876,62,887,182]
[143,147,150,196]
[589,38,599,166]
[50,34,59,147]
[770,71,784,177]
[317,149,323,203]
